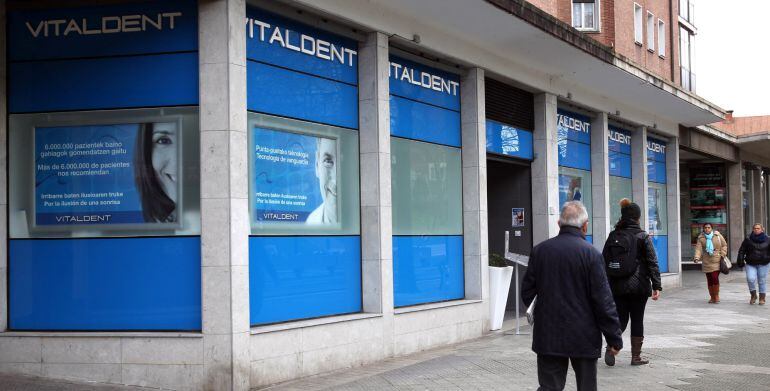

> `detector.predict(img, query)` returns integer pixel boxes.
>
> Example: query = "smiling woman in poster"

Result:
[134,122,178,223]
[306,137,338,224]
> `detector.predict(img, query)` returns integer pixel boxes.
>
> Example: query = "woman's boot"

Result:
[713,285,720,303]
[751,290,757,305]
[631,336,649,365]
[708,286,716,303]
[760,293,766,305]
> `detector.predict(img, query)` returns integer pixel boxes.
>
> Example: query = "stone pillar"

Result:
[632,126,649,229]
[198,1,250,390]
[752,166,764,227]
[727,162,744,262]
[591,113,610,250]
[461,68,488,328]
[358,32,394,355]
[666,137,682,275]
[532,93,560,245]
[0,0,7,332]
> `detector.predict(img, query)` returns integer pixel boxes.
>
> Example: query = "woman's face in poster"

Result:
[152,122,178,203]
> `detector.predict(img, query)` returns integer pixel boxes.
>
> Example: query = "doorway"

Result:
[487,157,532,313]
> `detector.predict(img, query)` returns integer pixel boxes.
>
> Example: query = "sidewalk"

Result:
[260,270,770,390]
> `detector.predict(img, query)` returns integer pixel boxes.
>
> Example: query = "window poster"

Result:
[252,126,339,226]
[34,122,180,227]
[559,173,584,206]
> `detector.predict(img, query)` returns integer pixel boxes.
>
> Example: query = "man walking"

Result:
[522,201,623,391]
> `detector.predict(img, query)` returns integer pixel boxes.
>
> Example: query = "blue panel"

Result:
[558,139,592,171]
[393,235,464,307]
[651,235,669,273]
[9,237,201,330]
[608,126,632,154]
[8,0,198,62]
[9,53,198,113]
[586,235,593,244]
[609,151,632,178]
[647,137,667,162]
[485,120,534,160]
[389,56,460,111]
[647,161,667,183]
[247,61,358,129]
[390,95,461,147]
[557,109,591,144]
[246,7,358,85]
[250,236,362,325]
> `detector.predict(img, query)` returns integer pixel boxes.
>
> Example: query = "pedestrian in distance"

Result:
[693,222,728,303]
[602,198,662,367]
[736,223,770,305]
[522,201,623,391]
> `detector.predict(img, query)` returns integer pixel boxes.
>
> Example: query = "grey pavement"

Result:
[259,270,770,391]
[2,269,769,390]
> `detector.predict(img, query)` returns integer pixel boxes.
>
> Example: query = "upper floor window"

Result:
[647,11,655,52]
[634,3,643,44]
[680,26,696,91]
[657,19,666,57]
[572,0,599,31]
[679,0,695,25]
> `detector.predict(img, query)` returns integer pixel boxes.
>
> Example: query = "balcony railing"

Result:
[680,66,696,92]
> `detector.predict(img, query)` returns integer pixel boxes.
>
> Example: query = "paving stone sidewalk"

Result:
[260,270,770,391]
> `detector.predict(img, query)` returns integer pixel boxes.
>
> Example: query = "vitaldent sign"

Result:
[24,13,182,38]
[389,61,459,96]
[557,113,590,134]
[647,139,666,154]
[609,129,631,145]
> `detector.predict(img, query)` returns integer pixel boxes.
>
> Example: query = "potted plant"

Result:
[489,253,513,331]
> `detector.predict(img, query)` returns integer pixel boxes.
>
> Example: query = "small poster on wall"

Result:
[252,126,339,226]
[512,208,525,228]
[34,122,181,227]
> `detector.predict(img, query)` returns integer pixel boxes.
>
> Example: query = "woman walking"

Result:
[693,223,728,303]
[603,199,661,366]
[737,224,770,305]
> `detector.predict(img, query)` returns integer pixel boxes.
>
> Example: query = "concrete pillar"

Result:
[532,93,560,245]
[752,167,763,227]
[591,113,610,251]
[666,137,682,275]
[631,126,649,229]
[727,162,744,262]
[461,68,488,328]
[358,32,394,355]
[0,0,7,332]
[198,1,250,390]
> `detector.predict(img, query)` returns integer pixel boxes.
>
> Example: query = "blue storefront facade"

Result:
[0,0,723,389]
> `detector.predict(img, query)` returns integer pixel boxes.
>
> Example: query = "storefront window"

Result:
[557,109,593,240]
[647,137,668,272]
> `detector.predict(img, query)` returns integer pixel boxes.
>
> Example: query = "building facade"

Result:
[0,0,730,390]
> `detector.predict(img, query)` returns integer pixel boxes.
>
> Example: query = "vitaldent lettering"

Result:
[25,12,182,38]
[246,17,357,67]
[647,140,666,154]
[389,62,459,96]
[55,214,112,223]
[557,114,590,134]
[609,130,631,145]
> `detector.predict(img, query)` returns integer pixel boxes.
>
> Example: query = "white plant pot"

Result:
[489,265,514,331]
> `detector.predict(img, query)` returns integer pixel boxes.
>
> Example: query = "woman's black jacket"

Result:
[737,236,770,266]
[602,220,663,298]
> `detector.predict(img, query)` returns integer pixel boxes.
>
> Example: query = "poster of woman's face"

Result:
[135,122,179,223]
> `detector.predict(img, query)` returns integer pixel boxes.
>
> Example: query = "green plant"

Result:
[489,253,508,268]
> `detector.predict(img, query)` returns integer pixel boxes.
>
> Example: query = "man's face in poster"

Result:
[315,138,337,221]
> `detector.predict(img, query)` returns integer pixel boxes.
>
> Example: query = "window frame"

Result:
[634,3,643,45]
[571,0,600,32]
[646,11,655,52]
[657,19,666,57]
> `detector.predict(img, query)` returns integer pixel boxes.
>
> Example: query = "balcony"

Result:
[681,66,696,92]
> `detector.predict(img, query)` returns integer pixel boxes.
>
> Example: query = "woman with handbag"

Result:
[736,224,770,305]
[693,223,728,303]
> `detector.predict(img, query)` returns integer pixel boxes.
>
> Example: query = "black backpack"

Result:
[604,229,645,278]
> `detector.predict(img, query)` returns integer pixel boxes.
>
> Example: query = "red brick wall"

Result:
[527,0,558,16]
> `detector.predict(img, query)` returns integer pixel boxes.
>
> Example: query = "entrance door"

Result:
[487,158,532,313]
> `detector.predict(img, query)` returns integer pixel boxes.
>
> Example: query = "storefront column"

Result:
[358,32,394,355]
[666,137,682,276]
[591,112,610,250]
[199,1,250,390]
[631,126,649,228]
[727,162,744,262]
[532,93,560,245]
[0,0,7,332]
[461,68,488,324]
[752,166,764,227]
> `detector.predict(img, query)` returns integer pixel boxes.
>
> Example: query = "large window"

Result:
[680,25,696,91]
[658,19,666,57]
[572,0,598,31]
[634,3,644,44]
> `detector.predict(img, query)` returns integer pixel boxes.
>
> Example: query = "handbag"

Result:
[720,256,732,275]
[526,296,536,326]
